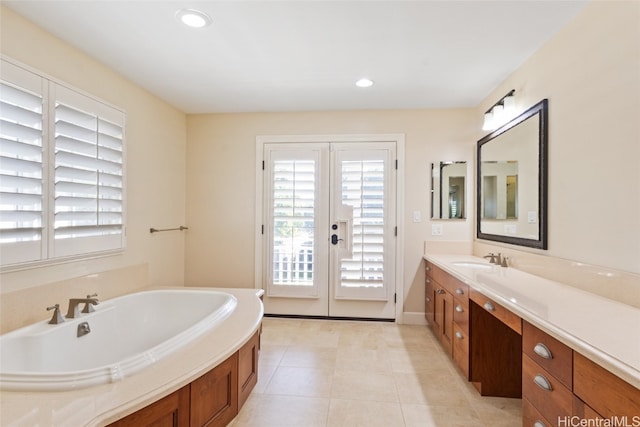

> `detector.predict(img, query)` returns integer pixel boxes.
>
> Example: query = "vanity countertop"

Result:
[424,253,640,389]
[0,287,264,427]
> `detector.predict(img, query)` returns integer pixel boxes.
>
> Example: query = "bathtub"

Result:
[0,289,237,391]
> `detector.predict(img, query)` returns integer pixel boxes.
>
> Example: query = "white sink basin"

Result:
[0,289,237,391]
[450,261,494,270]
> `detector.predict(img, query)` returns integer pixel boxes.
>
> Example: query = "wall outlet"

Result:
[431,224,443,236]
[528,211,538,223]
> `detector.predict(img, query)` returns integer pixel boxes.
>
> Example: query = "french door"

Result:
[261,141,396,320]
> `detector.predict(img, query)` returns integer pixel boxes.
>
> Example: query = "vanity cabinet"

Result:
[425,262,470,377]
[109,386,190,427]
[522,321,640,426]
[109,329,260,427]
[469,290,522,398]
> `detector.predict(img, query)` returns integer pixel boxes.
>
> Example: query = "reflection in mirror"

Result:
[431,161,466,219]
[477,99,548,249]
[481,161,518,219]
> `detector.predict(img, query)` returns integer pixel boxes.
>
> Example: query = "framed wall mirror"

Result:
[431,161,466,219]
[477,99,548,249]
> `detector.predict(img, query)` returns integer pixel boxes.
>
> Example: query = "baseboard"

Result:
[402,311,428,325]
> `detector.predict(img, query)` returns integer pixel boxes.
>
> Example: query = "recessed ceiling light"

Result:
[176,9,212,28]
[355,78,374,88]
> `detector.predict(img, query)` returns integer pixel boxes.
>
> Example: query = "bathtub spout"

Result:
[66,297,99,319]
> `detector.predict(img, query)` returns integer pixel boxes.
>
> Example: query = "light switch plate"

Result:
[413,210,421,223]
[431,224,443,236]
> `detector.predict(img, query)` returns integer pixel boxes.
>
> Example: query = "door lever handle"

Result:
[331,234,343,245]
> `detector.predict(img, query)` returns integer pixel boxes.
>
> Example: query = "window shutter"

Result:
[0,63,46,265]
[52,85,124,258]
[340,159,385,287]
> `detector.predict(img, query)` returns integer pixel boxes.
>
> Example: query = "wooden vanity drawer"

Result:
[453,301,468,332]
[573,352,640,419]
[452,323,469,378]
[470,288,522,334]
[523,354,573,423]
[523,321,572,389]
[427,263,469,301]
[522,398,553,427]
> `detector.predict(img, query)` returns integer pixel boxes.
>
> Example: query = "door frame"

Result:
[254,134,405,323]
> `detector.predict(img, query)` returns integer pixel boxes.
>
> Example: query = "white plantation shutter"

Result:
[0,58,125,267]
[0,62,46,265]
[340,159,385,288]
[52,85,124,257]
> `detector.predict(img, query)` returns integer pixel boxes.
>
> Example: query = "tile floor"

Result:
[229,317,522,427]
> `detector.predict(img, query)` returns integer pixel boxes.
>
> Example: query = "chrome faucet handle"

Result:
[82,293,99,313]
[46,304,64,324]
[501,257,509,268]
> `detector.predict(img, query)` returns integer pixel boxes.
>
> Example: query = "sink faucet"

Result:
[66,296,99,319]
[483,253,497,263]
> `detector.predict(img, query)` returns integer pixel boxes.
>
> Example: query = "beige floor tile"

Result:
[279,345,338,369]
[327,399,405,427]
[253,364,277,394]
[337,330,389,349]
[264,366,334,398]
[334,347,392,373]
[259,344,287,366]
[331,370,399,402]
[387,348,451,374]
[402,403,487,427]
[233,394,330,427]
[289,329,341,347]
[238,318,524,427]
[394,371,473,407]
[470,395,522,426]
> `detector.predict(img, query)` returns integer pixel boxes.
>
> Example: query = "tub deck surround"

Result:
[424,253,640,389]
[0,287,264,427]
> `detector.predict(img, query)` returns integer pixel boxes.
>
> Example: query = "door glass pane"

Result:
[340,160,384,288]
[272,159,315,286]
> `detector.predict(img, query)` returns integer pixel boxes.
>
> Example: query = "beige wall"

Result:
[474,0,640,274]
[185,110,476,312]
[0,7,187,300]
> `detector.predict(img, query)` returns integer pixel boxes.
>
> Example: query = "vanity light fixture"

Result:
[482,89,516,131]
[355,78,374,88]
[176,9,212,28]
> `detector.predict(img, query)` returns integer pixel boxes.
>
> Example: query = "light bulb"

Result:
[482,111,494,131]
[176,9,212,28]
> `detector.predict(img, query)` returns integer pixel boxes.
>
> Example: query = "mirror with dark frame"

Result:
[431,161,467,219]
[477,99,548,249]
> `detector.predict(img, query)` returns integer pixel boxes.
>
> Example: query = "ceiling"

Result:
[4,1,587,114]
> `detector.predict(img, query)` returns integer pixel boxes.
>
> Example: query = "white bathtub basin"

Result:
[0,289,237,391]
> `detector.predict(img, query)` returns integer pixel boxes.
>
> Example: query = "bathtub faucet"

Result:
[66,296,99,319]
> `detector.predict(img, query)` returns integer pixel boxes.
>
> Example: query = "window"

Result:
[0,59,125,268]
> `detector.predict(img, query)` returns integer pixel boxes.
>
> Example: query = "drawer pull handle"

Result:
[426,297,431,302]
[426,278,431,284]
[533,374,553,391]
[455,305,464,313]
[456,288,464,295]
[455,331,464,340]
[483,301,495,312]
[533,343,553,360]
[534,421,546,427]
[426,266,431,271]
[436,289,445,295]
